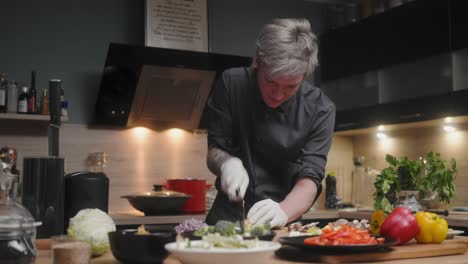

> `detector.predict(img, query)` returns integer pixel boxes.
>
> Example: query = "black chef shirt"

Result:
[206,67,335,223]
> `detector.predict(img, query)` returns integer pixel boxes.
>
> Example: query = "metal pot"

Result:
[165,179,210,214]
[121,188,190,216]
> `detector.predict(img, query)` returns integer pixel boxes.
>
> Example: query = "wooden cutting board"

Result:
[276,237,468,263]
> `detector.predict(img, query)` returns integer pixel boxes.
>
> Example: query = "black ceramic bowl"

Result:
[108,228,177,264]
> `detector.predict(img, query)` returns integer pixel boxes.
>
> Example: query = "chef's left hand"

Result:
[247,199,288,228]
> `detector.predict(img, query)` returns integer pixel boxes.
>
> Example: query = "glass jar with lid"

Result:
[0,172,39,263]
[87,152,108,173]
[0,146,39,262]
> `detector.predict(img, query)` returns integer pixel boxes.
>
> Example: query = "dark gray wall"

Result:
[0,0,326,124]
[209,0,327,56]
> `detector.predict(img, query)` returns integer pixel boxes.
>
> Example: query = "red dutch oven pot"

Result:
[164,179,211,214]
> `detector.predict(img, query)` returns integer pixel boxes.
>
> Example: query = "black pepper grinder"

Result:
[325,172,341,209]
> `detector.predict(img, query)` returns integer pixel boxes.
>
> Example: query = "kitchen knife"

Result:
[236,188,245,233]
[426,209,449,216]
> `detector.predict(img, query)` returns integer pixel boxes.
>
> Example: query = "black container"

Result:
[108,227,176,264]
[0,237,35,264]
[64,171,109,229]
[22,156,64,238]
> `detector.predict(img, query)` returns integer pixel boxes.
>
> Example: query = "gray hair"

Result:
[255,18,318,78]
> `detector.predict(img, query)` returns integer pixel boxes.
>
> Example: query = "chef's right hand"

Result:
[220,157,249,202]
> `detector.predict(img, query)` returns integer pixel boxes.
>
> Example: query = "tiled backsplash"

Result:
[2,121,466,213]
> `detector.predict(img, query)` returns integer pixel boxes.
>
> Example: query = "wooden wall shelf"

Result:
[0,113,68,122]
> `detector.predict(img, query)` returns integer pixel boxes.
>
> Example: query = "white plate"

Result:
[165,240,281,264]
[446,229,465,239]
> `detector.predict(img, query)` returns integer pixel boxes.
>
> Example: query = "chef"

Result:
[205,18,335,228]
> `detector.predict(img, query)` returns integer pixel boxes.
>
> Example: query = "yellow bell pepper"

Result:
[415,211,448,244]
[370,210,386,235]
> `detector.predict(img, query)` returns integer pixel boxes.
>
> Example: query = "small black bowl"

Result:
[108,229,176,264]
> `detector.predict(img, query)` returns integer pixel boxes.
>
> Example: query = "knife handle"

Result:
[426,209,449,216]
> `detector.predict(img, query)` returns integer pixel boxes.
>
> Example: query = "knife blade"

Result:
[236,188,245,233]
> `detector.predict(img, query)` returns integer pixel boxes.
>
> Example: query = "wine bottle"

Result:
[28,71,37,113]
[0,73,7,113]
[17,86,29,114]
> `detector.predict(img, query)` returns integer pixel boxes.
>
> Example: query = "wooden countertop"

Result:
[110,209,468,227]
[34,235,468,264]
[34,250,468,264]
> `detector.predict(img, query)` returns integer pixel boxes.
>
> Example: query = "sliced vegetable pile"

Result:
[190,220,271,238]
[304,224,384,246]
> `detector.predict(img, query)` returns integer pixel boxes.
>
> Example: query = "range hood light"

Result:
[444,117,453,123]
[377,125,385,131]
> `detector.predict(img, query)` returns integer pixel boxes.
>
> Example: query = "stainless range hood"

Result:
[95,43,251,129]
[128,65,215,129]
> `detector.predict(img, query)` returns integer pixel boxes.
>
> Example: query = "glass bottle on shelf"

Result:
[40,89,49,115]
[6,81,17,113]
[17,86,29,114]
[28,71,37,114]
[0,73,7,113]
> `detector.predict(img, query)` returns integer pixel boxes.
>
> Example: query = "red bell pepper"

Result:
[379,207,420,245]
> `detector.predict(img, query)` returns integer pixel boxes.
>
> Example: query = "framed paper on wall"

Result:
[145,0,209,52]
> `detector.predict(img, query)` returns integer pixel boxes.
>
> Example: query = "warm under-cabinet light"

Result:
[376,132,388,140]
[444,117,453,123]
[377,125,385,131]
[167,128,185,141]
[443,125,456,133]
[132,126,151,139]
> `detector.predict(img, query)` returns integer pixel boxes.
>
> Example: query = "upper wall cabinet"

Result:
[319,0,450,82]
[450,0,468,51]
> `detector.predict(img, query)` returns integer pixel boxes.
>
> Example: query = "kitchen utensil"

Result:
[276,239,467,263]
[446,229,464,239]
[108,226,176,264]
[122,189,190,215]
[235,188,245,232]
[426,209,449,216]
[279,235,398,254]
[22,156,64,238]
[165,179,209,214]
[165,240,281,264]
[64,171,109,229]
[0,167,40,263]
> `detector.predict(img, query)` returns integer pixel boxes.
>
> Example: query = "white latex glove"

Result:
[220,157,249,202]
[247,199,288,228]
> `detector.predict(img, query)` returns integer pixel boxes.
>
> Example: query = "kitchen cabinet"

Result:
[334,89,468,131]
[450,0,468,51]
[319,0,450,82]
[318,0,468,131]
